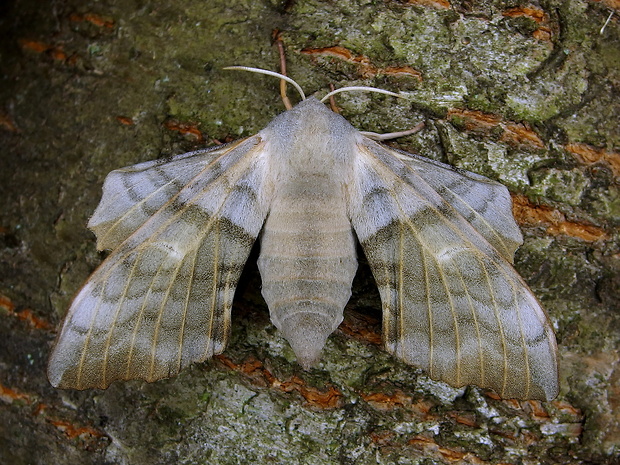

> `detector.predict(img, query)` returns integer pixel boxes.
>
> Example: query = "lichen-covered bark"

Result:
[0,0,618,463]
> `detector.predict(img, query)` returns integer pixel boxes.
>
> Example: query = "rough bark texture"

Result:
[0,0,618,463]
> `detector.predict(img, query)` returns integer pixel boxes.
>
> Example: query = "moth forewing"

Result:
[87,137,261,251]
[48,138,272,389]
[349,137,558,401]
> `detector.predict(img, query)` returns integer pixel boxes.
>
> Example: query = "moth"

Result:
[48,67,559,401]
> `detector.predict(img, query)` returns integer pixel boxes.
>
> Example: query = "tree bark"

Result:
[1,0,618,463]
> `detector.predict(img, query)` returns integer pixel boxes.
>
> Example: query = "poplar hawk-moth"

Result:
[48,70,559,401]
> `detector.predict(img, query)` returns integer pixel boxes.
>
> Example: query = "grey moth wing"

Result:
[374,146,523,261]
[349,138,559,401]
[48,137,271,389]
[47,89,559,401]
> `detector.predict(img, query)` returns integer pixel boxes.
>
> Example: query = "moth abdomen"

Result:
[258,250,357,368]
[258,192,357,368]
[270,301,346,369]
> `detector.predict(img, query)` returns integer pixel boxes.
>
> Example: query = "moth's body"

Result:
[258,99,359,367]
[48,92,559,401]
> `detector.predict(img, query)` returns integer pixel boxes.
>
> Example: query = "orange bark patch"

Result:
[163,120,204,141]
[69,13,115,29]
[18,39,74,64]
[408,435,436,448]
[301,46,423,81]
[0,113,19,132]
[533,27,552,41]
[502,6,553,40]
[302,45,369,65]
[278,376,343,408]
[448,411,478,427]
[339,311,382,345]
[503,398,522,409]
[447,108,502,131]
[362,390,411,409]
[48,418,108,440]
[447,108,544,148]
[590,0,620,11]
[362,389,434,417]
[552,400,583,417]
[483,389,502,401]
[566,142,620,176]
[18,39,50,53]
[0,294,16,313]
[523,400,550,419]
[0,294,54,330]
[382,65,424,80]
[49,48,68,61]
[408,435,486,463]
[115,116,134,126]
[512,194,608,242]
[369,429,395,446]
[503,6,547,23]
[2,381,109,449]
[546,222,608,241]
[215,355,344,409]
[0,382,33,404]
[501,122,544,148]
[406,0,451,8]
[15,308,54,330]
[34,403,49,415]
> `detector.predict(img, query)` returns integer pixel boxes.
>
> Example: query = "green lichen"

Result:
[435,121,550,189]
[529,167,590,206]
[589,184,620,223]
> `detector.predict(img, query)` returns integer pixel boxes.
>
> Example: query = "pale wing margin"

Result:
[48,137,272,389]
[348,138,558,401]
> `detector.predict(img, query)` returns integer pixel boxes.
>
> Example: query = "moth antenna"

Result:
[600,10,613,34]
[320,86,404,103]
[223,66,306,104]
[322,85,416,140]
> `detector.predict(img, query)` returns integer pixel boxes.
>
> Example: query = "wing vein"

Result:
[398,223,406,360]
[205,219,221,359]
[126,256,170,379]
[429,183,513,257]
[358,144,517,391]
[74,285,105,388]
[515,285,532,398]
[101,255,143,386]
[391,190,464,383]
[176,243,200,374]
[388,149,517,258]
[96,138,254,249]
[147,253,188,380]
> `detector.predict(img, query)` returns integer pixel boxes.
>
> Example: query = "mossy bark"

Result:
[1,0,618,463]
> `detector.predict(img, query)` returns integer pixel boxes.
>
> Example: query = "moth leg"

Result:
[272,29,293,110]
[327,83,340,114]
[360,122,425,141]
